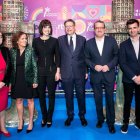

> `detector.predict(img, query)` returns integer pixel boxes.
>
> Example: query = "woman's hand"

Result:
[0,82,5,89]
[32,83,38,88]
[55,72,60,81]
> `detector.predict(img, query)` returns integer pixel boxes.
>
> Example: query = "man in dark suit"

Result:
[119,19,140,134]
[85,20,118,133]
[58,19,88,126]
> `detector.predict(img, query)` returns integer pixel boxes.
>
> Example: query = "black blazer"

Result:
[58,34,86,79]
[32,37,60,76]
[85,36,118,83]
[0,45,11,85]
[119,38,140,83]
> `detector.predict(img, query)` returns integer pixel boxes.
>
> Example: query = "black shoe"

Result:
[26,122,34,134]
[121,124,128,134]
[41,119,47,127]
[65,117,73,126]
[17,120,24,133]
[108,125,116,134]
[47,122,52,128]
[80,117,88,126]
[135,123,140,130]
[96,121,104,128]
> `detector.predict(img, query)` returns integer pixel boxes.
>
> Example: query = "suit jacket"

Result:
[10,45,38,86]
[32,37,60,76]
[0,45,11,85]
[119,38,140,83]
[85,36,118,84]
[58,34,86,79]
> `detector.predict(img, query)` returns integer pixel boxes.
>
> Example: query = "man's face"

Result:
[94,22,105,38]
[127,22,139,38]
[65,21,76,36]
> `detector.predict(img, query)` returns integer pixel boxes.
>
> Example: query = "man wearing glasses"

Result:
[85,20,118,133]
[58,19,88,127]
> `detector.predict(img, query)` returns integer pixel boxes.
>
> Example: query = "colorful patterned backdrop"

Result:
[21,0,112,39]
[0,0,140,38]
[0,0,139,91]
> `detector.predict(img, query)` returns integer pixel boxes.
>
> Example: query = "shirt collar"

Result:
[130,36,139,42]
[95,36,105,42]
[68,33,76,39]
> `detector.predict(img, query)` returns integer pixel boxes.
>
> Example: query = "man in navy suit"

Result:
[119,19,140,134]
[58,19,88,126]
[85,20,118,133]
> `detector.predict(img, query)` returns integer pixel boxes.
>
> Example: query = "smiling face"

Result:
[94,22,106,38]
[17,34,27,48]
[42,26,51,36]
[65,21,76,36]
[127,22,139,38]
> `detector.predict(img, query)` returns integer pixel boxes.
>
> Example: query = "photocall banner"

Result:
[0,0,139,91]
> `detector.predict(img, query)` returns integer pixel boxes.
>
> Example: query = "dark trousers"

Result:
[92,81,115,126]
[38,76,56,122]
[62,78,86,118]
[123,82,140,124]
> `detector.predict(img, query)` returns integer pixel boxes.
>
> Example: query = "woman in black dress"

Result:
[32,19,60,127]
[10,31,38,133]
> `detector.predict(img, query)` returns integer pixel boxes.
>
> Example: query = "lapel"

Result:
[72,35,79,56]
[11,48,17,73]
[138,38,140,62]
[24,46,31,71]
[128,38,138,61]
[64,35,73,54]
[101,36,108,58]
[0,46,7,63]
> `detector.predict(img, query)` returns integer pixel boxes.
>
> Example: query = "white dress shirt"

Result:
[95,36,105,56]
[68,34,76,51]
[131,37,139,59]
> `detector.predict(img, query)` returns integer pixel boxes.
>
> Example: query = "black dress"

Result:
[11,50,34,99]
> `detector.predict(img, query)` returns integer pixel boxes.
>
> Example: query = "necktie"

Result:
[70,36,74,52]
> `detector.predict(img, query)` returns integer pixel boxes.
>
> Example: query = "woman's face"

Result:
[0,32,3,45]
[42,26,51,36]
[17,34,27,48]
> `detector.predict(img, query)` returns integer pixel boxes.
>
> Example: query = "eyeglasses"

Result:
[65,25,74,28]
[94,27,105,30]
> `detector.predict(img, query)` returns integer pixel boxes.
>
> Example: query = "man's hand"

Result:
[134,76,140,85]
[95,65,103,72]
[102,65,109,72]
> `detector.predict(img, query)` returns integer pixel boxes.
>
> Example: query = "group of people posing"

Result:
[0,18,140,137]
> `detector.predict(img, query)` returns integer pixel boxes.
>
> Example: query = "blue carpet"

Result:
[1,95,140,140]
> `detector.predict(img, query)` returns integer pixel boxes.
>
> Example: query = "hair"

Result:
[126,19,139,28]
[94,20,106,29]
[12,31,28,48]
[0,32,6,45]
[64,19,75,26]
[38,19,52,35]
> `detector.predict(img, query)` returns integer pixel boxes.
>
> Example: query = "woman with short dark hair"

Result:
[32,19,60,127]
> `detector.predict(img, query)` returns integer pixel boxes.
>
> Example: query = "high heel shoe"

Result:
[0,130,11,137]
[17,120,24,133]
[47,122,52,128]
[41,119,47,127]
[26,122,34,134]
